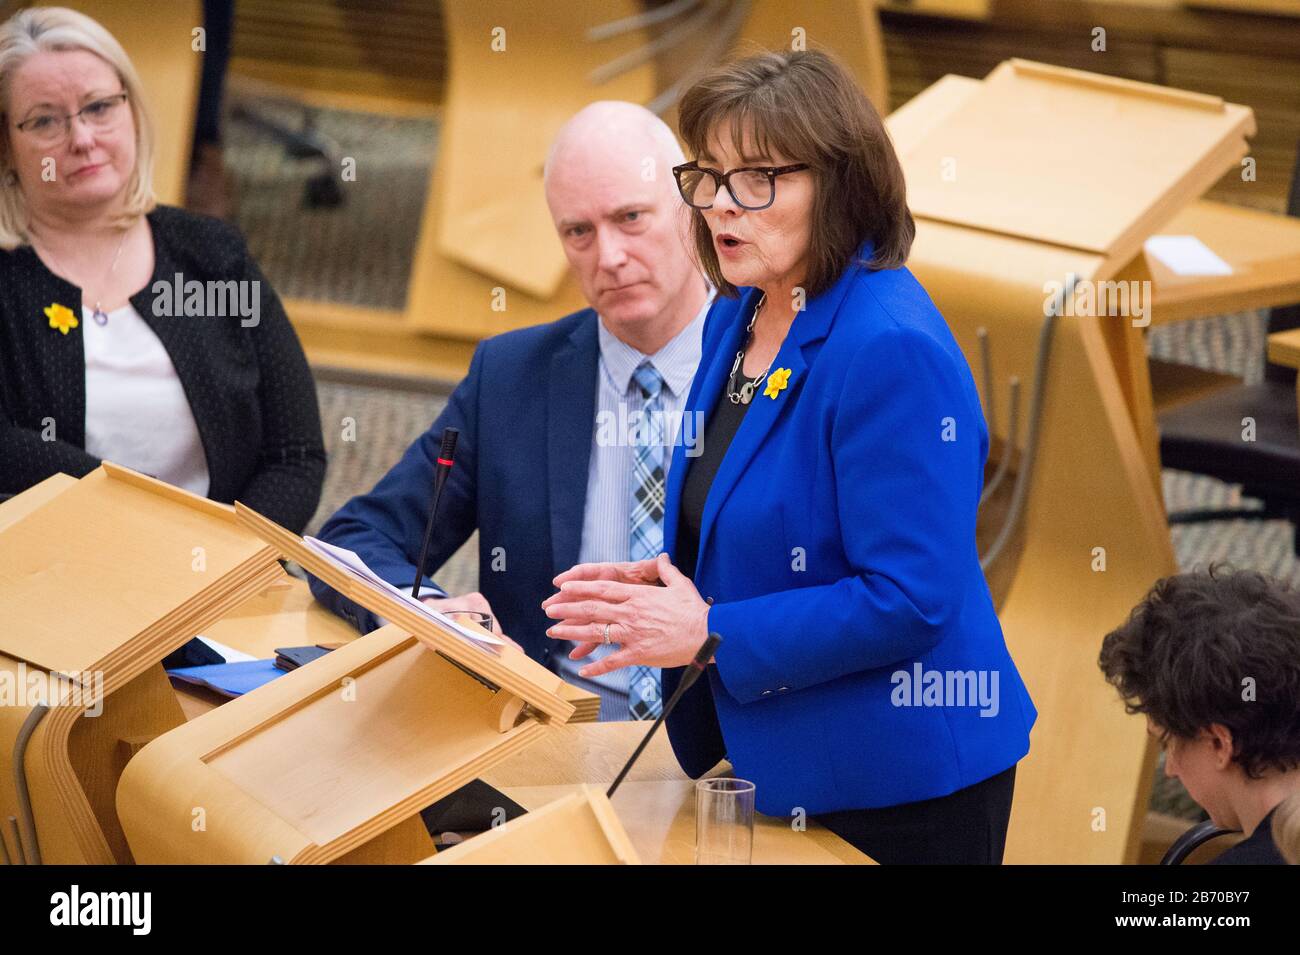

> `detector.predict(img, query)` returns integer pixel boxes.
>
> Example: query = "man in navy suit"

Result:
[309,101,712,720]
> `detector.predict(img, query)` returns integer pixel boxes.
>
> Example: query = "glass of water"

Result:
[446,610,494,634]
[695,777,756,864]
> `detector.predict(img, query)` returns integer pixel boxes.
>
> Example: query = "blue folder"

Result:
[166,659,283,698]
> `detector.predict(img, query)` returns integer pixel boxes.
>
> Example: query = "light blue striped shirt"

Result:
[553,292,713,720]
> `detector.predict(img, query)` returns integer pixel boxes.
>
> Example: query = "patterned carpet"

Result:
[1153,310,1300,588]
[226,98,437,310]
[230,98,1294,822]
[304,381,478,598]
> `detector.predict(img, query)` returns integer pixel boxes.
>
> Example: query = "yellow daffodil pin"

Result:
[45,303,78,335]
[764,367,792,399]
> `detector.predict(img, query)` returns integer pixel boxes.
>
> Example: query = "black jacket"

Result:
[0,205,325,533]
[1210,808,1287,865]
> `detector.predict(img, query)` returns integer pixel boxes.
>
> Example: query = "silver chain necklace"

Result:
[726,293,774,405]
[34,228,129,327]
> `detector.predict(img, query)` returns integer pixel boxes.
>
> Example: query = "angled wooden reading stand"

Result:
[886,60,1254,864]
[0,464,282,865]
[421,785,641,865]
[116,503,578,865]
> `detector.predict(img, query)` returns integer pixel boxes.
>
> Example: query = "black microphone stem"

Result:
[607,632,722,799]
[410,427,459,598]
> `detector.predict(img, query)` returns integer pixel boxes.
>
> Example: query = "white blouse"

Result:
[81,303,211,496]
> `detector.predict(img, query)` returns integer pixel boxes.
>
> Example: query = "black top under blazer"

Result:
[0,205,325,533]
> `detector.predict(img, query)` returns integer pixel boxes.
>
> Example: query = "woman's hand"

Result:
[543,553,711,677]
[547,557,667,659]
[552,557,667,588]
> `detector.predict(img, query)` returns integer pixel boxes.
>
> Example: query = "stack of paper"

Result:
[302,536,503,651]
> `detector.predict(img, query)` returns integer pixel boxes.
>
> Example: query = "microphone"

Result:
[410,427,460,598]
[606,632,723,799]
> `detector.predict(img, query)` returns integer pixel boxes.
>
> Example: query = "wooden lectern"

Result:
[885,61,1254,864]
[116,503,581,865]
[0,464,283,864]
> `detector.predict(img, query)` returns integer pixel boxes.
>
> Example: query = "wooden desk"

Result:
[0,483,858,866]
[482,722,874,865]
[1266,326,1300,371]
[482,716,688,787]
[1266,327,1300,422]
[1117,199,1300,326]
[166,631,871,863]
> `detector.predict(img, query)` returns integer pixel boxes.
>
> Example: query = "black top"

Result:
[1209,808,1287,865]
[0,205,325,533]
[670,340,758,773]
[676,376,753,580]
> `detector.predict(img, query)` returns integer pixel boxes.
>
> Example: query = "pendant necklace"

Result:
[727,293,773,405]
[36,228,129,327]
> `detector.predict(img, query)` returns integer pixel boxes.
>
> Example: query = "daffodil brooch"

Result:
[45,303,78,335]
[764,367,792,399]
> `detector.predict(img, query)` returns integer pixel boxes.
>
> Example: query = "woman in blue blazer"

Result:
[543,50,1037,863]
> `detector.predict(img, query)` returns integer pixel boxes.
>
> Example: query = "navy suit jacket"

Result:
[662,245,1038,816]
[308,309,601,669]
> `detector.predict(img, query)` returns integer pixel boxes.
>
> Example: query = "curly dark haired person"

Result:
[1099,566,1300,865]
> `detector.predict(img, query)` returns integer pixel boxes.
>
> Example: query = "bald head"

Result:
[544,101,685,197]
[543,101,704,355]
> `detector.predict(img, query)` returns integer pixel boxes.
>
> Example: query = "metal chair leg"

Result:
[977,326,996,438]
[981,375,1020,507]
[5,816,24,865]
[981,308,1059,572]
[11,704,48,865]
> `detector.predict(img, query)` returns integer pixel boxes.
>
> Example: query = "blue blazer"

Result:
[663,245,1037,816]
[308,309,603,669]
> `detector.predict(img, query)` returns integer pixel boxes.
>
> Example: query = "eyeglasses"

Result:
[13,92,130,146]
[673,161,809,211]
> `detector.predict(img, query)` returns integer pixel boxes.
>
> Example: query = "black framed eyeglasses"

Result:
[14,91,130,145]
[673,161,809,211]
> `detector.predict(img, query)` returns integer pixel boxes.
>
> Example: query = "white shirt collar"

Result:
[597,285,714,397]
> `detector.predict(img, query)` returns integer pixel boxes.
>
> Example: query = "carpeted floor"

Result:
[226,98,437,310]
[230,96,1294,822]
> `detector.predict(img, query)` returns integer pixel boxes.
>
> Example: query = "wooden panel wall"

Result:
[232,0,445,104]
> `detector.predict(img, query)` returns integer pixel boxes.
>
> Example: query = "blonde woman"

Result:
[0,7,324,532]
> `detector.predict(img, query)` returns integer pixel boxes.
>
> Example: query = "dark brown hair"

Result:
[1098,566,1300,779]
[676,47,914,299]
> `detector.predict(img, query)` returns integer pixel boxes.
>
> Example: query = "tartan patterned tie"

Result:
[628,362,665,720]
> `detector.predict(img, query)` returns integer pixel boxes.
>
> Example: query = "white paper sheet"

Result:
[1144,235,1233,277]
[194,635,259,664]
[302,536,504,650]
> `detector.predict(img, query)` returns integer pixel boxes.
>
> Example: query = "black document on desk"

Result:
[419,779,527,836]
